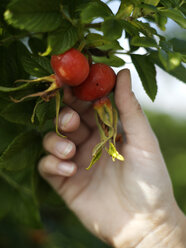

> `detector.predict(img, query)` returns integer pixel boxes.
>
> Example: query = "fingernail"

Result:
[58,162,74,176]
[60,112,74,128]
[56,142,73,156]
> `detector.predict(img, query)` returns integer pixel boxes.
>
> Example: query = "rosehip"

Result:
[73,63,116,101]
[51,48,89,87]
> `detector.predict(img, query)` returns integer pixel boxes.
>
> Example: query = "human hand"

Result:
[39,69,186,248]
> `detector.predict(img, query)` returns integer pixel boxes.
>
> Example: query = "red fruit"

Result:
[73,63,116,101]
[51,48,89,87]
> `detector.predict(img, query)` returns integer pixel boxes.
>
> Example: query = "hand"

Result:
[39,69,186,248]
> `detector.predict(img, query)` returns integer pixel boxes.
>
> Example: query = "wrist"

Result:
[112,205,186,248]
[136,210,186,248]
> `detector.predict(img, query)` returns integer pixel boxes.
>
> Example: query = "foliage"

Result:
[0,0,186,246]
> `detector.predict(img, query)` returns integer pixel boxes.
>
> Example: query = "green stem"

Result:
[85,23,102,29]
[60,4,76,26]
[78,40,86,52]
[55,91,66,138]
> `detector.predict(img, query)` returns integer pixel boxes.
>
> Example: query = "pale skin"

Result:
[39,69,186,248]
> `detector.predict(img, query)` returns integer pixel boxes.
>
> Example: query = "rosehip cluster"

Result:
[51,48,116,101]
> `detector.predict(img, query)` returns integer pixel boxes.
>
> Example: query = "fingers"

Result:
[57,106,91,145]
[115,69,159,149]
[58,107,80,132]
[43,132,76,160]
[38,155,77,192]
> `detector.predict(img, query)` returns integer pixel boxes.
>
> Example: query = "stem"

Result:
[78,40,86,52]
[60,4,76,26]
[85,23,102,29]
[55,91,66,138]
[0,170,32,195]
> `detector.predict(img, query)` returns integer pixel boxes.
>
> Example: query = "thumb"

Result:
[115,69,158,150]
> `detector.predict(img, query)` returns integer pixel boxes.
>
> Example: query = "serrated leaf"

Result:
[80,1,113,23]
[131,54,157,101]
[148,50,186,83]
[158,49,181,71]
[159,8,186,28]
[46,20,79,55]
[131,36,158,48]
[0,131,41,170]
[102,17,123,40]
[21,54,52,77]
[4,0,63,32]
[92,55,125,67]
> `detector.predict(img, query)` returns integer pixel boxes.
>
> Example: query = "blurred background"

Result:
[0,1,186,247]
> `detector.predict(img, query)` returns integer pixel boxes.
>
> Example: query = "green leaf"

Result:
[169,38,186,54]
[85,33,122,50]
[159,8,186,28]
[0,101,36,125]
[92,55,125,67]
[120,20,139,36]
[131,54,157,101]
[80,1,113,23]
[116,2,134,19]
[160,0,182,8]
[4,0,63,32]
[159,40,172,52]
[158,49,182,71]
[148,50,186,83]
[155,13,167,31]
[131,36,158,48]
[0,117,23,154]
[0,42,28,87]
[102,17,123,40]
[12,191,42,227]
[21,54,53,77]
[46,20,79,55]
[144,0,160,5]
[0,131,41,170]
[130,20,157,37]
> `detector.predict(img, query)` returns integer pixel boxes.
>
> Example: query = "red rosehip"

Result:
[51,48,89,87]
[73,63,116,101]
